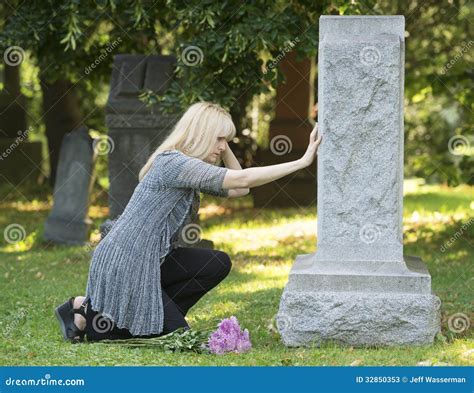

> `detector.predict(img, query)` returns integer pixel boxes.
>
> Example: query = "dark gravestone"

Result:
[44,126,96,245]
[100,54,179,236]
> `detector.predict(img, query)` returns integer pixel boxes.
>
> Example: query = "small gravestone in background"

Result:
[44,126,96,245]
[277,16,441,347]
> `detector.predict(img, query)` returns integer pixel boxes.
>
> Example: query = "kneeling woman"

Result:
[55,101,322,342]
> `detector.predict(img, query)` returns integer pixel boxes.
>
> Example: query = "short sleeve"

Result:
[158,151,229,197]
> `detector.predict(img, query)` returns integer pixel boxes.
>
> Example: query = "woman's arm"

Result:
[221,142,250,198]
[222,124,321,189]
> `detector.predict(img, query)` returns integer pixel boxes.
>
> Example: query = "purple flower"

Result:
[208,316,252,355]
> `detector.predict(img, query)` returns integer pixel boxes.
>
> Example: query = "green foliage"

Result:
[138,88,160,111]
[377,0,473,185]
[0,0,471,183]
[154,0,318,112]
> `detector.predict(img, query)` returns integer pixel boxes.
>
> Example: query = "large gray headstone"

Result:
[44,126,95,245]
[277,16,441,347]
[100,55,179,236]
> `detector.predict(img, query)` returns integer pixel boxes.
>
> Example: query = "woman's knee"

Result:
[214,251,232,279]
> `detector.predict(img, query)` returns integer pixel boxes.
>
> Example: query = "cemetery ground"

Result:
[0,180,472,366]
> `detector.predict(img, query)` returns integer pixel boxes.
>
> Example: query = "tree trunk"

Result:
[40,77,83,187]
[0,63,27,138]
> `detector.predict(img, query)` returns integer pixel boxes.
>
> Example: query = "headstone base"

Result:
[277,254,441,347]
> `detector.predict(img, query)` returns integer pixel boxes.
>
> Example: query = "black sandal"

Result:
[55,296,88,343]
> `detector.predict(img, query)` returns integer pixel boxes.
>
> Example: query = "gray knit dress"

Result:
[85,150,229,336]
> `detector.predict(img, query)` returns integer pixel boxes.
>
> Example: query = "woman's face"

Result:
[205,136,227,163]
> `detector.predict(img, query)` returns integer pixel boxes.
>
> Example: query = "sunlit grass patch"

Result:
[0,183,472,365]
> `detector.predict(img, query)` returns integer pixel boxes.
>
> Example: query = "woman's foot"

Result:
[54,296,87,342]
[73,296,87,332]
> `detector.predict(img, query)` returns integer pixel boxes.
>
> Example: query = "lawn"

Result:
[0,180,472,366]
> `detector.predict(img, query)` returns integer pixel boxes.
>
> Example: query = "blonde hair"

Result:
[138,102,236,181]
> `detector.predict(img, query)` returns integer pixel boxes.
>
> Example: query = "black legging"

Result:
[85,247,232,341]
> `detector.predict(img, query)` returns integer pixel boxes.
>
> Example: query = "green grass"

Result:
[0,180,473,366]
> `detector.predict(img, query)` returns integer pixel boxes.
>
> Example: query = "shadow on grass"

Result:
[404,217,473,316]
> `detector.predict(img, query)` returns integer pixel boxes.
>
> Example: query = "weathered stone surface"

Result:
[286,253,433,294]
[277,16,441,347]
[277,290,441,347]
[44,126,95,245]
[317,16,405,264]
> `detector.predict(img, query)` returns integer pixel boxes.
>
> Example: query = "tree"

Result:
[1,0,470,186]
[379,0,473,185]
[1,0,375,182]
[0,0,161,185]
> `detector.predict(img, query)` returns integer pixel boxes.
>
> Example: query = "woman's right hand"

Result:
[300,123,322,168]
